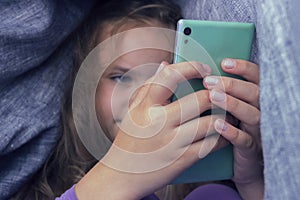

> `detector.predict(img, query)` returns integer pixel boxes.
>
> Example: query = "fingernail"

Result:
[215,119,228,132]
[204,76,219,86]
[202,64,212,75]
[210,90,226,102]
[222,59,236,69]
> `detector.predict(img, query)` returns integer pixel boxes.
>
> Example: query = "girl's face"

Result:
[95,21,174,141]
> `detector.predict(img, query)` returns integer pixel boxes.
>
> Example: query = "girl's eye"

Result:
[110,75,132,84]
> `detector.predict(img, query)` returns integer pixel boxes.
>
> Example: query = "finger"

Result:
[214,119,256,153]
[185,134,229,161]
[214,119,263,185]
[203,76,260,108]
[165,89,239,127]
[173,115,236,147]
[221,58,260,85]
[209,89,260,126]
[132,61,212,106]
[164,136,229,186]
[240,123,262,148]
[164,90,212,125]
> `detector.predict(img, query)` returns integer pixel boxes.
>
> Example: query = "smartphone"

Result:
[171,19,255,184]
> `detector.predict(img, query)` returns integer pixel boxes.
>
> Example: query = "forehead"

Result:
[97,21,175,67]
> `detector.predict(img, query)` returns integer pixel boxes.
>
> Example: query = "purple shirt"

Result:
[56,184,241,200]
[55,185,159,200]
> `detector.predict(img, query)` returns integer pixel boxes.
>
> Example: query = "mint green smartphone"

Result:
[171,20,255,184]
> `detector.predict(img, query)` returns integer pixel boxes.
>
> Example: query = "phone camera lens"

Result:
[183,27,191,36]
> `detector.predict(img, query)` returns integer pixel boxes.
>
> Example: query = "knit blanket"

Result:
[0,0,299,199]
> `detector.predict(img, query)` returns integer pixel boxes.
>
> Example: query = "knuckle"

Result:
[244,60,252,69]
[231,129,240,142]
[253,85,260,103]
[197,90,211,109]
[250,112,261,125]
[238,60,250,73]
[247,83,260,104]
[245,136,255,150]
[197,90,210,103]
[195,116,210,137]
[158,66,174,80]
[225,78,235,92]
[227,96,239,110]
[243,108,260,126]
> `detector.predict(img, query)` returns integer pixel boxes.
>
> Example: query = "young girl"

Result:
[14,0,263,199]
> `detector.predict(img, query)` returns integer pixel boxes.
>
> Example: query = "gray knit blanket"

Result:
[0,0,299,199]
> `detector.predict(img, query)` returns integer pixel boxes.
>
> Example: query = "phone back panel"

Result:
[172,20,255,184]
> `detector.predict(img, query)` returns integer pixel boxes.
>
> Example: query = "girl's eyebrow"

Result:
[110,65,131,73]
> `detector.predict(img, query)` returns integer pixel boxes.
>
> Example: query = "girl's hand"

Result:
[76,61,229,200]
[203,58,263,200]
